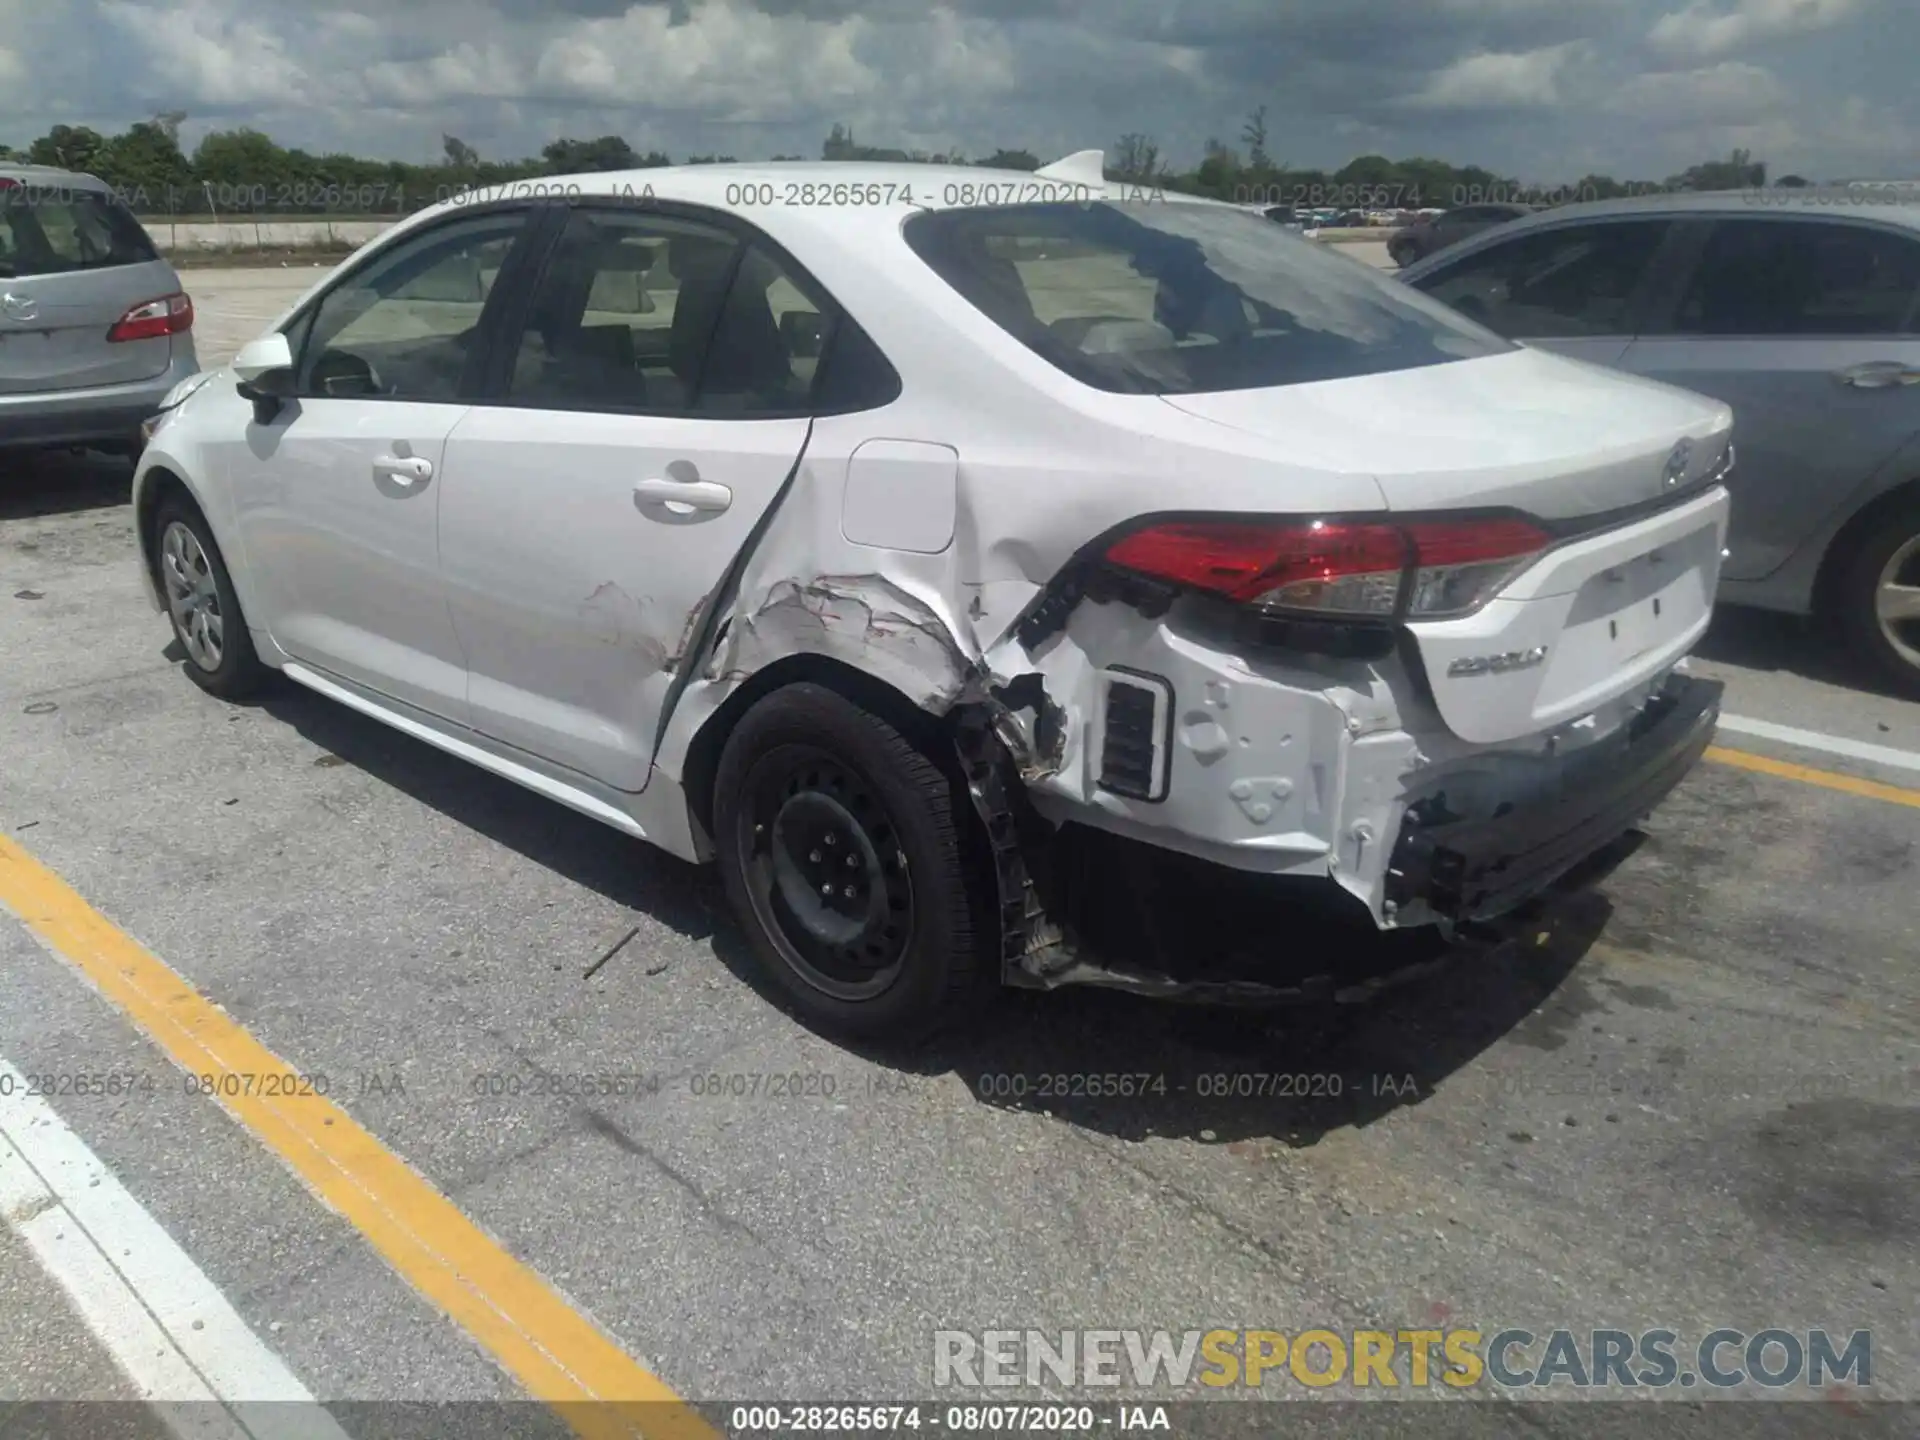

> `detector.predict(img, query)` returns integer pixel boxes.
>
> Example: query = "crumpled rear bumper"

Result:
[1384,672,1722,922]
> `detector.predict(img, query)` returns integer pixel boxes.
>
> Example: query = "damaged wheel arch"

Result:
[679,652,973,856]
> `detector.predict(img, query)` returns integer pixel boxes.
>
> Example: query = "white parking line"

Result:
[1717,713,1920,777]
[0,1055,351,1440]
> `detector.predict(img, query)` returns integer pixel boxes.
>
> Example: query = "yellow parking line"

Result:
[0,834,716,1440]
[1706,745,1920,811]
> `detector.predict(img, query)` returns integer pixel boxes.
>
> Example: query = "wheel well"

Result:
[1813,477,1920,616]
[135,466,196,588]
[679,652,958,850]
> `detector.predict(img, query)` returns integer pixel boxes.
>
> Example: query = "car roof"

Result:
[0,163,111,190]
[1478,187,1920,228]
[255,150,1249,343]
[399,154,1244,284]
[451,156,1224,217]
[1395,186,1920,281]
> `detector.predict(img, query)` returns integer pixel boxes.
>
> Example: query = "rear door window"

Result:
[1665,219,1920,336]
[0,185,158,279]
[1413,220,1672,338]
[500,204,880,415]
[503,207,726,410]
[905,201,1509,395]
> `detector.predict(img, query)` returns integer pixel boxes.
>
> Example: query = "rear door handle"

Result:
[1837,361,1920,389]
[633,477,732,515]
[373,453,433,485]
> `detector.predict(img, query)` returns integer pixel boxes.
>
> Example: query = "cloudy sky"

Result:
[0,0,1899,180]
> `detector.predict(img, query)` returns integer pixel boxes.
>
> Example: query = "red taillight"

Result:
[108,293,193,343]
[1105,516,1550,620]
[1106,520,1408,611]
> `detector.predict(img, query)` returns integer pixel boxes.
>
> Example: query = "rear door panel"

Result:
[1619,336,1920,579]
[438,202,823,791]
[1619,216,1920,582]
[439,409,812,791]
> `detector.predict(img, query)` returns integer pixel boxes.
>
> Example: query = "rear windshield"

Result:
[0,185,159,279]
[903,201,1512,394]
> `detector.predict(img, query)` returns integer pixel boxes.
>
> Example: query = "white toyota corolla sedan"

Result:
[133,151,1735,1038]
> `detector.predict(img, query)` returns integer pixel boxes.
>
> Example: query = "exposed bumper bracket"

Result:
[1386,673,1723,923]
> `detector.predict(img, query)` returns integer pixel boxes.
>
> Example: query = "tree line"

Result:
[0,109,1813,220]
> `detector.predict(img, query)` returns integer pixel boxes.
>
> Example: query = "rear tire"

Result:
[1834,498,1920,699]
[712,682,995,1042]
[153,496,269,700]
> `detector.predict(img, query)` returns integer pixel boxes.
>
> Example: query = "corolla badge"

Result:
[1662,439,1693,490]
[1447,645,1549,678]
[1,291,39,323]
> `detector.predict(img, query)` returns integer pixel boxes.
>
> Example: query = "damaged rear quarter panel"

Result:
[646,293,1400,869]
[993,590,1412,892]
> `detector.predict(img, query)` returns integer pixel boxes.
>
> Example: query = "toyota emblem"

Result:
[0,291,37,323]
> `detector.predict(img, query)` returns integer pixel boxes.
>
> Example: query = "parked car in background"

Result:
[1239,202,1308,231]
[1399,191,1920,695]
[0,164,197,456]
[1388,203,1534,268]
[133,156,1732,1038]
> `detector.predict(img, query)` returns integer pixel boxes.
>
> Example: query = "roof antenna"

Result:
[1033,149,1106,189]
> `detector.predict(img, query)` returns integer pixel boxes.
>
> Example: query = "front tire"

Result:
[1834,500,1920,699]
[712,682,994,1042]
[153,496,268,699]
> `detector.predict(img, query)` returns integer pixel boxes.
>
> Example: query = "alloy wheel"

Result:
[1876,534,1920,674]
[160,520,224,672]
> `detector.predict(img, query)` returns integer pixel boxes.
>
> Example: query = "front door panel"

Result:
[245,399,472,718]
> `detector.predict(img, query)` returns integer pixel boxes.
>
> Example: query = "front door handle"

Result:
[633,477,732,515]
[373,453,433,485]
[1837,361,1920,389]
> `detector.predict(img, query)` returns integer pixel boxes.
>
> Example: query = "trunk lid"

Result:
[1160,346,1733,519]
[1160,348,1735,744]
[0,185,178,395]
[1404,486,1730,743]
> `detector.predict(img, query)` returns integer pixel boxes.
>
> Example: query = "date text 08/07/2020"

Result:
[728,1404,1174,1434]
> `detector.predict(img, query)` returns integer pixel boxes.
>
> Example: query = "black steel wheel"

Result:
[739,745,916,1001]
[713,682,994,1040]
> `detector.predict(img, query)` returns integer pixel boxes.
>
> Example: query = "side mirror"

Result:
[233,332,294,383]
[780,310,825,359]
[233,332,295,423]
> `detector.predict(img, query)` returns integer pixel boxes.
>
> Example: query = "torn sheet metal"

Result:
[712,573,976,711]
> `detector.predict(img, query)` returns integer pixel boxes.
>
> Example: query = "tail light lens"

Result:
[1105,516,1549,620]
[108,293,194,343]
[1400,519,1553,617]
